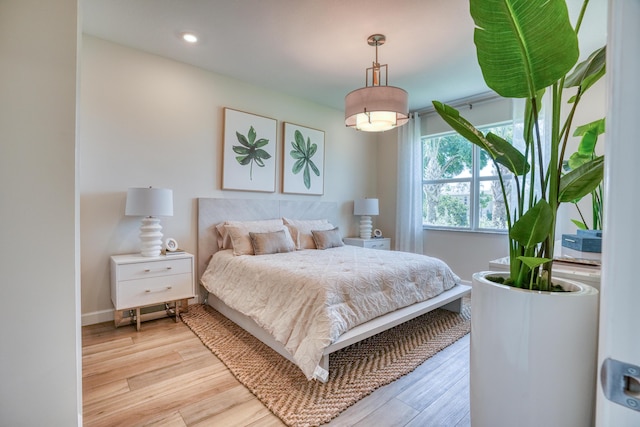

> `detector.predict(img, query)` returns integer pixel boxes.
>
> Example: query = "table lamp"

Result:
[125,187,173,257]
[354,198,379,239]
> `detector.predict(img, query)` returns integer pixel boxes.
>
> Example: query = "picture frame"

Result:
[282,122,325,195]
[222,108,277,192]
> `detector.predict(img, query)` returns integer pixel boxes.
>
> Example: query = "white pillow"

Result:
[283,218,334,249]
[225,219,291,256]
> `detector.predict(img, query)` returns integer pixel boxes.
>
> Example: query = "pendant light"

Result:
[345,34,409,132]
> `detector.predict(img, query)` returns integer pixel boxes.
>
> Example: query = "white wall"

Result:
[79,36,378,323]
[0,0,81,425]
[376,130,399,242]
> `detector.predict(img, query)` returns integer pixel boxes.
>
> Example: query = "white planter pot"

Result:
[470,271,599,427]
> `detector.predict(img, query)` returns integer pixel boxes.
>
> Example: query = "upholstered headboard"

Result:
[197,198,338,279]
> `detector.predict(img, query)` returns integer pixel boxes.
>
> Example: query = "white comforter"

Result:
[200,245,460,380]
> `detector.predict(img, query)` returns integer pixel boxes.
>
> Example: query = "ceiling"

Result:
[82,0,607,113]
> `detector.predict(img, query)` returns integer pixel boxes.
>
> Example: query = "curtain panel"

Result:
[395,115,424,254]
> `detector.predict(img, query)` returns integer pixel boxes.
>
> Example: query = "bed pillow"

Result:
[311,227,344,250]
[216,219,283,250]
[225,220,290,256]
[249,230,296,255]
[283,218,335,249]
[215,222,231,249]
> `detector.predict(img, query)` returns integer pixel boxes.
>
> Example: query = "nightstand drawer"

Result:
[116,273,193,309]
[343,237,391,250]
[366,239,390,250]
[117,257,192,281]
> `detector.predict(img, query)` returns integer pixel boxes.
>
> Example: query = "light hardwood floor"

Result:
[82,315,470,426]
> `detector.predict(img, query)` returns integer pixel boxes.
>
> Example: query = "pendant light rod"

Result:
[369,34,383,64]
[367,34,387,87]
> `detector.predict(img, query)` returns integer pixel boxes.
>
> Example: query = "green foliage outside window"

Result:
[423,122,513,230]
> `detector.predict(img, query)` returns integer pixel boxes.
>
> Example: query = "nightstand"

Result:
[343,237,391,250]
[110,253,195,330]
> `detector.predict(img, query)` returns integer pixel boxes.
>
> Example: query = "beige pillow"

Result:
[311,227,344,250]
[215,222,231,249]
[225,220,290,255]
[249,230,296,255]
[215,218,283,249]
[283,218,334,249]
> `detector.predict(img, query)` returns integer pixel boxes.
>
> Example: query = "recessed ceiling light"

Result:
[181,32,198,43]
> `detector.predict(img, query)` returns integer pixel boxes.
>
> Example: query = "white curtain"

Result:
[395,114,424,254]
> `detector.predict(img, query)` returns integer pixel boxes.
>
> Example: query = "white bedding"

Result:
[200,245,460,380]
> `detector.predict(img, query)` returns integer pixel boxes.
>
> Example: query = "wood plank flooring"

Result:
[82,315,470,426]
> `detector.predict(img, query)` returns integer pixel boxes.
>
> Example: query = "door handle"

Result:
[601,358,640,411]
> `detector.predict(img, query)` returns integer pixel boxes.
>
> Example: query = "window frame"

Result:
[422,120,513,233]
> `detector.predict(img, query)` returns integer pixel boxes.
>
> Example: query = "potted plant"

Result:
[432,0,605,425]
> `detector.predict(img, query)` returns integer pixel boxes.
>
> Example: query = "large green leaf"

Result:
[564,46,606,89]
[559,156,604,202]
[510,199,552,248]
[432,101,529,175]
[470,0,580,98]
[432,102,489,147]
[486,132,530,175]
[518,256,552,269]
[574,118,605,139]
[567,118,605,169]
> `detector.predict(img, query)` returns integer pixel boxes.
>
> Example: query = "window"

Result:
[422,122,513,231]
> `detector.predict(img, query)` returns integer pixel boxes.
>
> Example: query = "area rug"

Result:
[181,300,470,427]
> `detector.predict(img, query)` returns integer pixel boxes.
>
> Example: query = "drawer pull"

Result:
[145,286,172,293]
[143,266,172,273]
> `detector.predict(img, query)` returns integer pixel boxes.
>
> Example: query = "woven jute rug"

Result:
[181,299,470,427]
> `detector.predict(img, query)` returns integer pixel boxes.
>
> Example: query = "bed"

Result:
[197,198,471,381]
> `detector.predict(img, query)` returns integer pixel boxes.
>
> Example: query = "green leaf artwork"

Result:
[232,126,271,180]
[290,129,320,189]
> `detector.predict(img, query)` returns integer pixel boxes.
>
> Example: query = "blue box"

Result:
[561,234,602,253]
[577,229,602,238]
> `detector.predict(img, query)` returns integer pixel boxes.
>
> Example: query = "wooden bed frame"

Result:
[197,198,471,381]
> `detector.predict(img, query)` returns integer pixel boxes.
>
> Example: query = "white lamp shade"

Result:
[125,187,173,217]
[354,198,379,216]
[345,86,409,132]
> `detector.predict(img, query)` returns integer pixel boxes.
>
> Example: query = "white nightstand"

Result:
[110,253,195,330]
[343,237,391,251]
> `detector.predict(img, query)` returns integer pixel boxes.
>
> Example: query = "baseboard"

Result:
[82,309,114,326]
[81,295,201,326]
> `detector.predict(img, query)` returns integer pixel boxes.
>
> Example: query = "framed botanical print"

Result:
[222,108,277,192]
[282,122,325,195]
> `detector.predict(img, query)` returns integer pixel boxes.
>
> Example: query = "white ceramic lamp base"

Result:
[139,216,164,257]
[359,215,373,239]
